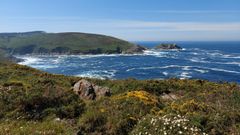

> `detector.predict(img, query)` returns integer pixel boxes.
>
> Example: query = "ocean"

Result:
[16,41,240,83]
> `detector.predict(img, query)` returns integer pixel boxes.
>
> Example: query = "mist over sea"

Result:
[16,41,240,83]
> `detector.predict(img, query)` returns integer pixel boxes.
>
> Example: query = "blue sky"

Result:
[0,0,240,41]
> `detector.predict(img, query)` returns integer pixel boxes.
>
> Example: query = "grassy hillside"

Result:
[0,31,140,55]
[0,48,12,62]
[0,61,240,134]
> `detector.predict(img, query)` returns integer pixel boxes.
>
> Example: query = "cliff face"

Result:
[0,31,145,55]
[0,48,21,62]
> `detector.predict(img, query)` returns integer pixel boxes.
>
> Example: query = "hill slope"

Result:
[0,61,240,134]
[0,31,145,55]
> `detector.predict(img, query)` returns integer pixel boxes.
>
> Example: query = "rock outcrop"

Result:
[73,79,111,100]
[123,45,147,54]
[155,44,182,50]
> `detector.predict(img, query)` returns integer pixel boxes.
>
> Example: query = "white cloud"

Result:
[1,18,240,41]
[3,17,240,31]
[126,10,240,14]
[109,21,240,31]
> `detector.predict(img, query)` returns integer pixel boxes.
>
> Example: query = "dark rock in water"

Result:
[73,79,111,100]
[155,44,182,50]
[123,45,147,54]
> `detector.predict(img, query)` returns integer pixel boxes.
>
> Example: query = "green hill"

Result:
[0,31,145,55]
[0,61,240,134]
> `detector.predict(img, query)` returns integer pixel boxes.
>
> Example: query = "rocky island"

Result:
[0,31,146,55]
[155,43,182,50]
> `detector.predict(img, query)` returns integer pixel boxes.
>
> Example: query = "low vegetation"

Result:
[0,31,137,55]
[0,61,240,134]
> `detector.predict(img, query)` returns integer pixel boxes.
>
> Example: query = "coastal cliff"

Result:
[0,31,146,55]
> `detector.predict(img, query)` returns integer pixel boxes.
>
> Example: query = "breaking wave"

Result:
[15,42,240,83]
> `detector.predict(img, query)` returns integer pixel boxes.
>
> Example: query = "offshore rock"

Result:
[155,44,182,50]
[123,45,147,54]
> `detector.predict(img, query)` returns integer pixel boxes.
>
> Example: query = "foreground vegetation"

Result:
[0,61,240,135]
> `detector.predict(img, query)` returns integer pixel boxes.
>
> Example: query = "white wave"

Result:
[75,70,116,80]
[204,67,240,74]
[51,55,70,63]
[51,57,64,64]
[191,52,199,55]
[179,72,192,80]
[182,66,191,71]
[189,58,210,63]
[141,65,181,70]
[126,68,135,72]
[75,53,149,59]
[15,49,178,61]
[76,72,106,80]
[222,55,240,59]
[162,72,169,76]
[127,65,192,71]
[31,65,59,69]
[204,51,240,59]
[215,61,240,66]
[193,69,209,73]
[208,52,223,57]
[143,50,167,57]
[16,56,43,65]
[225,62,240,66]
[190,48,201,51]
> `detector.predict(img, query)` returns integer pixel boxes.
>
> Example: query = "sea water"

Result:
[16,41,240,83]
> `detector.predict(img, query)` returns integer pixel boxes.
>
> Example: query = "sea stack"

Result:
[155,44,182,50]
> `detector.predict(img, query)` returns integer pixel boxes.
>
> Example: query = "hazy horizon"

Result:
[1,0,240,41]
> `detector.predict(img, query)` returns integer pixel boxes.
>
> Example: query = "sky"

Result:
[0,0,240,41]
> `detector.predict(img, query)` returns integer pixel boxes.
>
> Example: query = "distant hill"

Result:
[0,31,145,55]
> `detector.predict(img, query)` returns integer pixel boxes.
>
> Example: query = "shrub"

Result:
[131,114,207,135]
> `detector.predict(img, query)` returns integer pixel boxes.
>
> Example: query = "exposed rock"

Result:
[0,85,13,91]
[54,118,61,122]
[73,79,111,100]
[93,85,111,97]
[123,45,146,54]
[155,44,182,50]
[73,79,96,100]
[161,93,179,101]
